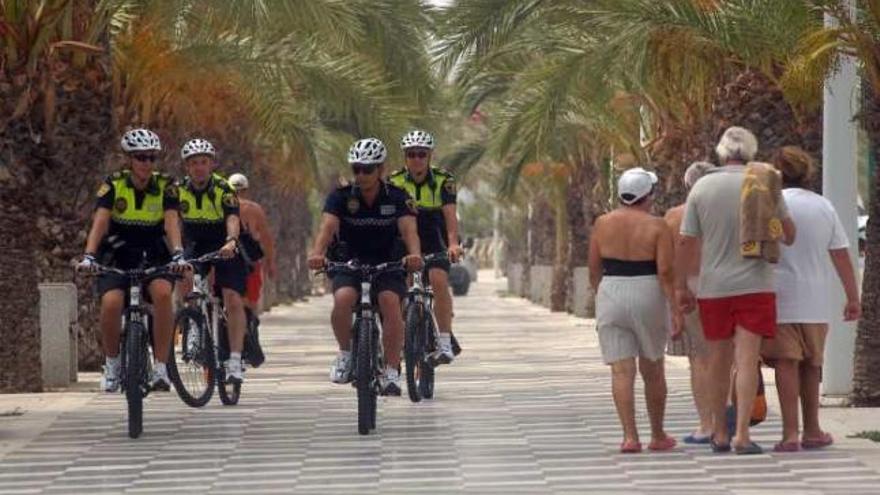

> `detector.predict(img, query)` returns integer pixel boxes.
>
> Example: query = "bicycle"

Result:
[403,252,449,403]
[166,251,244,407]
[324,259,405,435]
[85,262,177,439]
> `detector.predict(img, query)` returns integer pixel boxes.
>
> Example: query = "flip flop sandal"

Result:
[735,442,764,455]
[773,441,800,453]
[683,433,712,444]
[649,436,677,451]
[710,436,732,453]
[620,440,643,454]
[801,432,833,449]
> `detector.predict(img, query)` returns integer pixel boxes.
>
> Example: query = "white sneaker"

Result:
[101,358,121,393]
[434,340,455,365]
[380,368,401,396]
[225,357,243,384]
[149,365,172,392]
[330,352,352,384]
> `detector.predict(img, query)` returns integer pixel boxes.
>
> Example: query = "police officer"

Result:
[390,129,463,363]
[308,138,423,396]
[77,128,187,392]
[177,138,248,385]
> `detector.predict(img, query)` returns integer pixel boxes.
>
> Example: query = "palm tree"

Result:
[0,0,116,391]
[1,0,441,389]
[788,0,880,405]
[435,0,826,312]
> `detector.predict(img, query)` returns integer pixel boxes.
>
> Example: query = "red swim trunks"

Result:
[245,261,263,305]
[697,292,776,341]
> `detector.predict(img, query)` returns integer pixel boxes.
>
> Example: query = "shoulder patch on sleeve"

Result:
[164,183,179,199]
[443,177,457,194]
[405,198,419,214]
[96,182,111,198]
[222,192,239,208]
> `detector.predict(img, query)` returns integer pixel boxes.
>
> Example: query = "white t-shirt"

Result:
[775,188,849,323]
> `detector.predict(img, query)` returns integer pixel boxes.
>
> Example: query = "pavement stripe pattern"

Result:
[1,275,879,494]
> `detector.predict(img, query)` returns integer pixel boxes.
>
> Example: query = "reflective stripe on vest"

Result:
[110,174,166,226]
[179,175,226,223]
[389,172,446,209]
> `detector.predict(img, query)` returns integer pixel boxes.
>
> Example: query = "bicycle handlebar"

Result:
[324,260,406,278]
[86,262,179,281]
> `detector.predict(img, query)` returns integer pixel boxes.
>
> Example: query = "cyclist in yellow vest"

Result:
[177,138,248,385]
[77,128,187,393]
[389,130,463,364]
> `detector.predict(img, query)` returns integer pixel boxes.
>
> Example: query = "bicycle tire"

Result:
[404,302,425,403]
[356,318,375,435]
[124,321,147,439]
[217,319,241,406]
[167,308,215,407]
[419,317,436,400]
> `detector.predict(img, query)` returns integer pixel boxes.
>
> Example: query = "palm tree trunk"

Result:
[550,181,569,311]
[0,77,44,392]
[853,90,880,406]
[0,194,42,392]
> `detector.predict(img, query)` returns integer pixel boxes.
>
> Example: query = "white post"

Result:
[821,1,860,397]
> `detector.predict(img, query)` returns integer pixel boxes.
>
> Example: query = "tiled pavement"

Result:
[2,273,880,494]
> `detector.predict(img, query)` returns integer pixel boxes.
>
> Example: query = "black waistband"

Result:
[602,258,658,277]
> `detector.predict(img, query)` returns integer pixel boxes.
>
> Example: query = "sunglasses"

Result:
[351,163,378,175]
[132,154,158,162]
[406,151,429,159]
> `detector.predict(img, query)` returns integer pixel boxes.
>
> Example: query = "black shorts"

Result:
[96,273,176,300]
[332,271,407,300]
[95,247,174,298]
[424,250,451,273]
[211,256,248,295]
[188,243,248,295]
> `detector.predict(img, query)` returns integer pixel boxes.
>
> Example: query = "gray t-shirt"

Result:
[681,165,790,298]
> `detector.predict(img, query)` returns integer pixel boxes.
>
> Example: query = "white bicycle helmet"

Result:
[228,173,249,190]
[181,138,216,160]
[120,128,161,153]
[348,138,387,165]
[400,129,435,150]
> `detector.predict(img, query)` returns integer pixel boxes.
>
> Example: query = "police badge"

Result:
[180,200,190,213]
[114,197,128,213]
[347,197,360,214]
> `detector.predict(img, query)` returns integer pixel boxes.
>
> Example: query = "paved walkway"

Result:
[2,273,880,494]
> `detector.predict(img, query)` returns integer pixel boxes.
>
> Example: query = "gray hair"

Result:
[683,161,715,189]
[716,126,758,163]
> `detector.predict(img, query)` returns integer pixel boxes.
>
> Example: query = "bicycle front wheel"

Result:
[167,308,215,407]
[356,318,376,435]
[404,302,426,403]
[123,321,148,439]
[419,317,436,400]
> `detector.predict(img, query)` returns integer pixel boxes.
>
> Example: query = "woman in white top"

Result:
[761,146,861,452]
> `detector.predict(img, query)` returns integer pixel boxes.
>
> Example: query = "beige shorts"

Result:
[667,310,708,358]
[761,323,828,367]
[596,276,668,364]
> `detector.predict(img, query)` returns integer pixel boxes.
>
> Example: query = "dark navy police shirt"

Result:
[323,182,416,264]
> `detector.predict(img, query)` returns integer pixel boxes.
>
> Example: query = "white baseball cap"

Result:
[228,173,249,190]
[618,167,658,205]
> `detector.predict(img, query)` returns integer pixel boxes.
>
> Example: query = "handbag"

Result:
[238,230,264,264]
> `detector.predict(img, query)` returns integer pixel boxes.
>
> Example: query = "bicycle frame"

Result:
[187,264,225,371]
[407,254,447,349]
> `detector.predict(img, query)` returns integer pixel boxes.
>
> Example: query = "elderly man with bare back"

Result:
[229,173,277,314]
